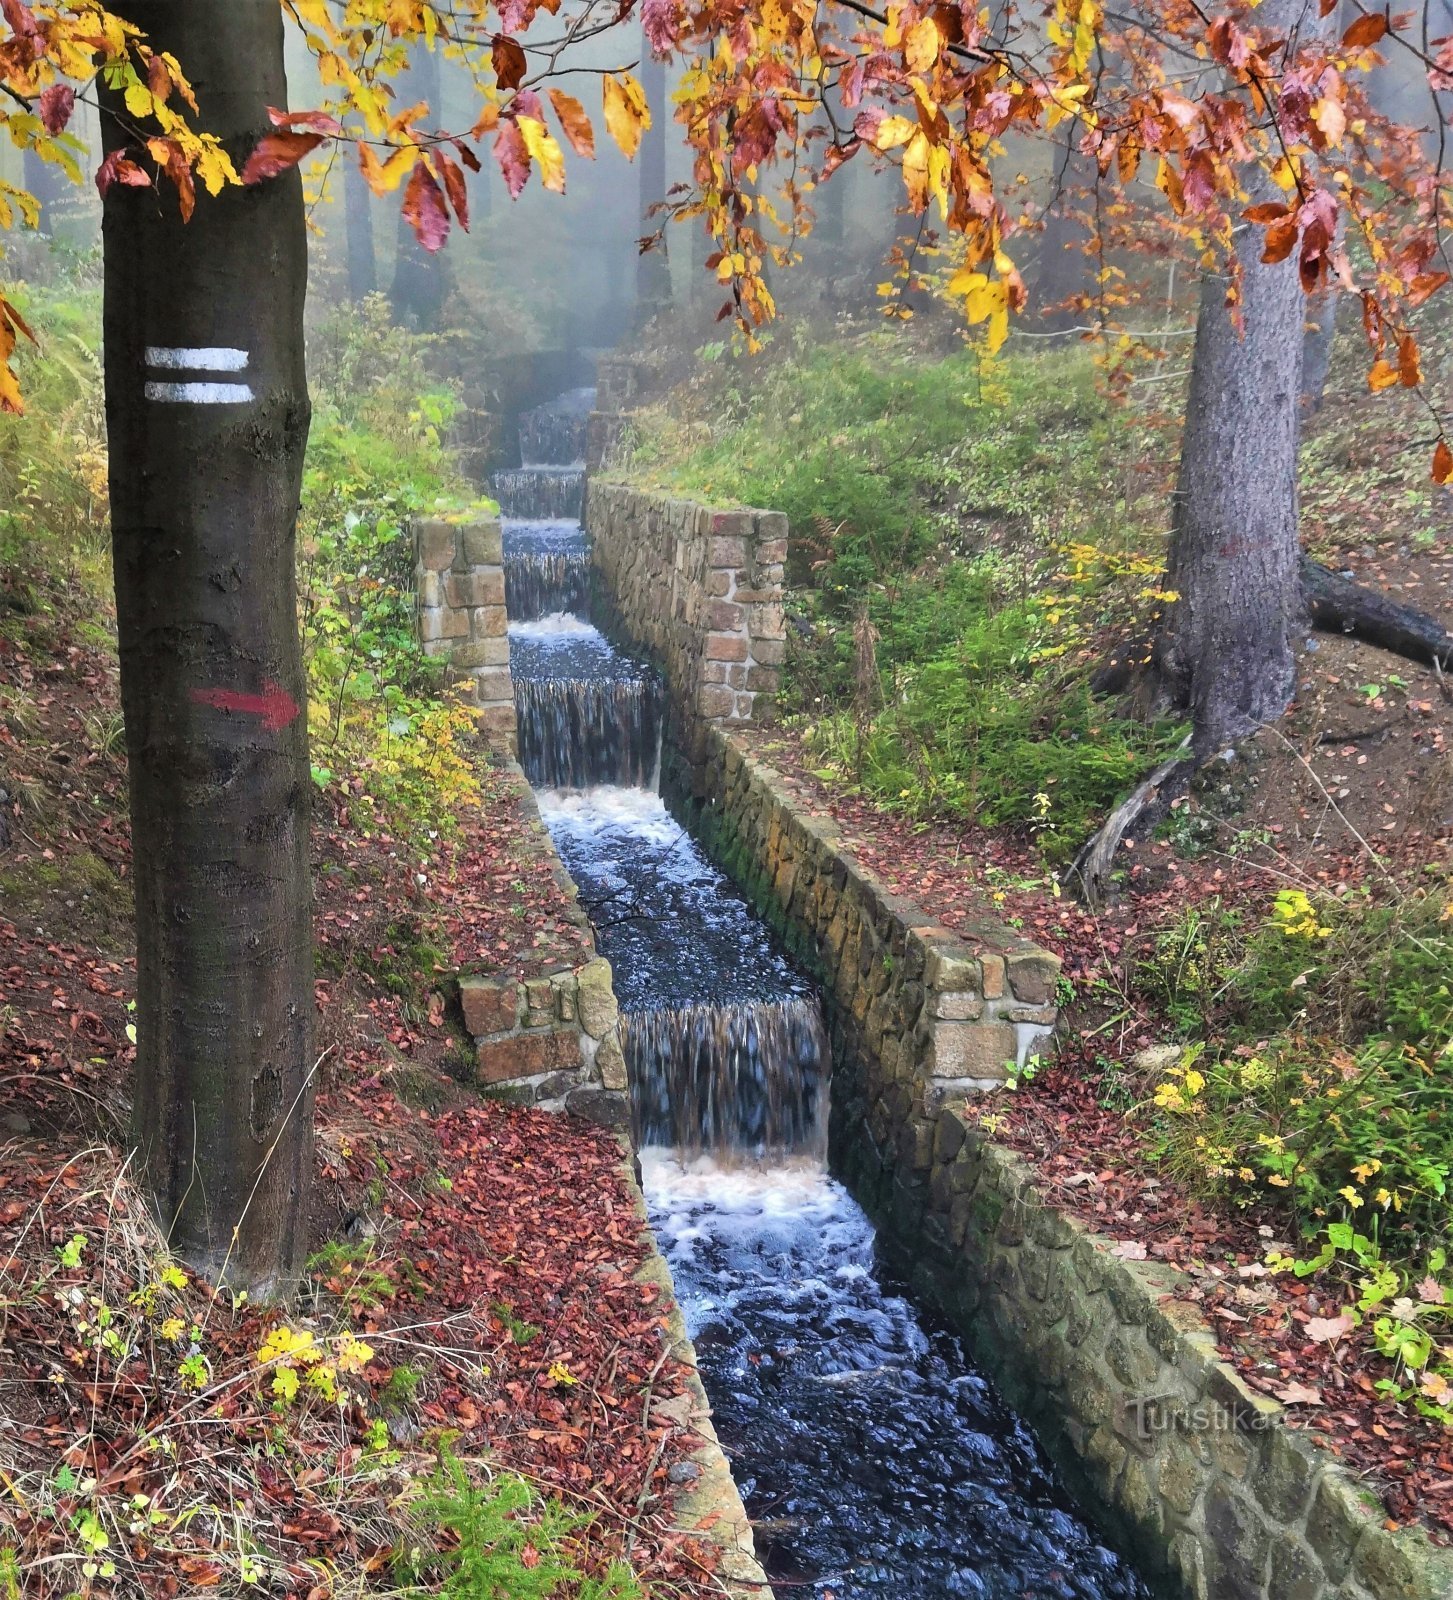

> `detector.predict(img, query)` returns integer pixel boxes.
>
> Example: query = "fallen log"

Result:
[1301,556,1452,669]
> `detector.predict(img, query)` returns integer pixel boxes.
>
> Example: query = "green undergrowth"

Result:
[1133,878,1453,1420]
[618,326,1183,857]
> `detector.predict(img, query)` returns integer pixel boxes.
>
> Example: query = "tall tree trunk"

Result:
[1153,0,1335,758]
[391,45,451,328]
[635,46,672,326]
[343,151,377,301]
[101,1,314,1299]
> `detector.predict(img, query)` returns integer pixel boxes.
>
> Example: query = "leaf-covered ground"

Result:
[0,589,729,1596]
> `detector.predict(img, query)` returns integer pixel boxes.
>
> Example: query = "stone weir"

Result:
[670,724,1453,1600]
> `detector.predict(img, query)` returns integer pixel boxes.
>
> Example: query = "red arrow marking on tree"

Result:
[189,680,299,733]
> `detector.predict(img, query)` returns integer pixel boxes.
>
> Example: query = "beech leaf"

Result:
[242,130,326,185]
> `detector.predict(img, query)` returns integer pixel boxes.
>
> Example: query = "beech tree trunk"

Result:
[102,2,314,1298]
[636,46,673,325]
[343,151,377,301]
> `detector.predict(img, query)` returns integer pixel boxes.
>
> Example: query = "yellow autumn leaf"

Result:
[904,15,941,72]
[603,73,651,160]
[873,114,918,151]
[518,114,566,194]
[195,142,239,196]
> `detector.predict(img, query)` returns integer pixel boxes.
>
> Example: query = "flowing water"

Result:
[497,388,1148,1600]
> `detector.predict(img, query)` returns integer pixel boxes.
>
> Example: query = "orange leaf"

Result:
[548,89,595,159]
[1341,11,1387,46]
[1397,331,1422,387]
[1432,438,1452,484]
[1368,358,1399,391]
[492,35,527,92]
[242,130,325,185]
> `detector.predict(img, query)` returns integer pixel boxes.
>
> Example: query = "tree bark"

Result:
[102,2,314,1299]
[1302,556,1453,667]
[635,46,673,326]
[343,150,377,301]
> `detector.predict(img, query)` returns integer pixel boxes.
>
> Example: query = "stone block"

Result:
[1305,1478,1373,1585]
[472,605,509,637]
[460,521,503,566]
[1268,1541,1326,1600]
[418,607,446,643]
[459,977,519,1037]
[439,605,469,640]
[748,603,786,640]
[706,571,733,597]
[705,632,749,662]
[469,668,515,704]
[698,685,734,719]
[416,519,456,571]
[931,1021,1016,1080]
[754,537,788,565]
[934,990,984,1021]
[1203,1484,1271,1600]
[446,569,505,608]
[710,510,754,538]
[595,1030,627,1090]
[477,1029,581,1085]
[564,1085,630,1128]
[575,958,618,1038]
[746,666,780,693]
[753,510,788,546]
[451,637,511,669]
[1253,1426,1319,1523]
[473,703,518,745]
[708,536,748,568]
[707,600,746,631]
[1007,950,1062,1005]
[417,570,442,608]
[981,952,1006,999]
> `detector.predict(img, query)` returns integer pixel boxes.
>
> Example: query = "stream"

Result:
[498,389,1149,1600]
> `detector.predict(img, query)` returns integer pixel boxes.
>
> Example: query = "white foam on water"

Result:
[508,613,599,639]
[536,784,681,843]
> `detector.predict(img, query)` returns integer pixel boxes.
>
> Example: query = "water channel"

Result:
[498,390,1149,1600]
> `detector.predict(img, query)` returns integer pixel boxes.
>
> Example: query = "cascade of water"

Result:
[505,550,591,620]
[624,998,827,1155]
[493,465,584,521]
[514,677,661,791]
[517,385,594,466]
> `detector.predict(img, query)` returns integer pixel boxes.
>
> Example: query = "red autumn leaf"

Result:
[451,137,482,173]
[1261,215,1299,264]
[149,137,196,220]
[1341,11,1387,46]
[402,160,451,251]
[641,0,680,54]
[1433,439,1453,484]
[268,106,344,136]
[493,118,531,199]
[147,52,173,104]
[1244,201,1290,223]
[0,0,41,50]
[1397,331,1423,386]
[437,153,470,231]
[492,35,528,91]
[242,130,325,184]
[95,148,152,197]
[38,84,75,135]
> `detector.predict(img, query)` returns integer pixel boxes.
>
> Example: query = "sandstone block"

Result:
[981,952,1006,999]
[595,1030,628,1089]
[418,607,446,643]
[416,519,456,571]
[417,570,442,608]
[707,600,746,631]
[753,537,788,565]
[439,606,469,640]
[753,638,786,666]
[931,1021,1016,1080]
[460,521,503,566]
[459,976,519,1037]
[575,957,618,1038]
[470,668,514,704]
[473,703,517,745]
[451,637,511,669]
[705,632,749,662]
[477,1028,581,1085]
[746,666,780,693]
[748,603,786,641]
[445,570,505,608]
[708,536,748,569]
[472,605,509,637]
[1007,950,1063,1004]
[934,990,984,1021]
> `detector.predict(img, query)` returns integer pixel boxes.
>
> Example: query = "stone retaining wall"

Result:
[412,514,515,749]
[584,483,787,754]
[680,725,1453,1600]
[448,764,629,1131]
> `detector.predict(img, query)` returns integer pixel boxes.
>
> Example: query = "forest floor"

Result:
[737,499,1453,1543]
[0,574,728,1598]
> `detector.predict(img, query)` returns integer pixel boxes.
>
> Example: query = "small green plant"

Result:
[401,1452,641,1600]
[491,1300,541,1347]
[379,1363,423,1410]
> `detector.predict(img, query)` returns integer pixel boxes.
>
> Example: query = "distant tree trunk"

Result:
[22,147,66,238]
[635,46,672,326]
[391,45,451,328]
[1036,129,1094,331]
[102,0,314,1298]
[343,151,376,301]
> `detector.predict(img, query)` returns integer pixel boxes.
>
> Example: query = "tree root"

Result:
[1066,741,1196,910]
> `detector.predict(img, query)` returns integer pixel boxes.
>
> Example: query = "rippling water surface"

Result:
[646,1155,1150,1600]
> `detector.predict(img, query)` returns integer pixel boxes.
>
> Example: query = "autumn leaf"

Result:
[1367,358,1400,392]
[518,114,566,194]
[95,149,152,198]
[1397,332,1422,387]
[38,84,75,135]
[1341,11,1387,46]
[493,118,531,198]
[548,89,595,159]
[242,130,326,185]
[904,15,942,72]
[1304,1313,1354,1343]
[1433,440,1453,485]
[602,73,650,160]
[268,106,343,136]
[401,159,450,250]
[437,153,470,230]
[492,35,527,92]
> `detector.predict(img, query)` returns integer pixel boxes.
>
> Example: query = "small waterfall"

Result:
[506,550,591,620]
[494,465,584,521]
[517,386,595,465]
[624,999,828,1156]
[515,676,662,790]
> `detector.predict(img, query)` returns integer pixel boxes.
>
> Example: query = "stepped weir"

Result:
[495,385,1147,1600]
